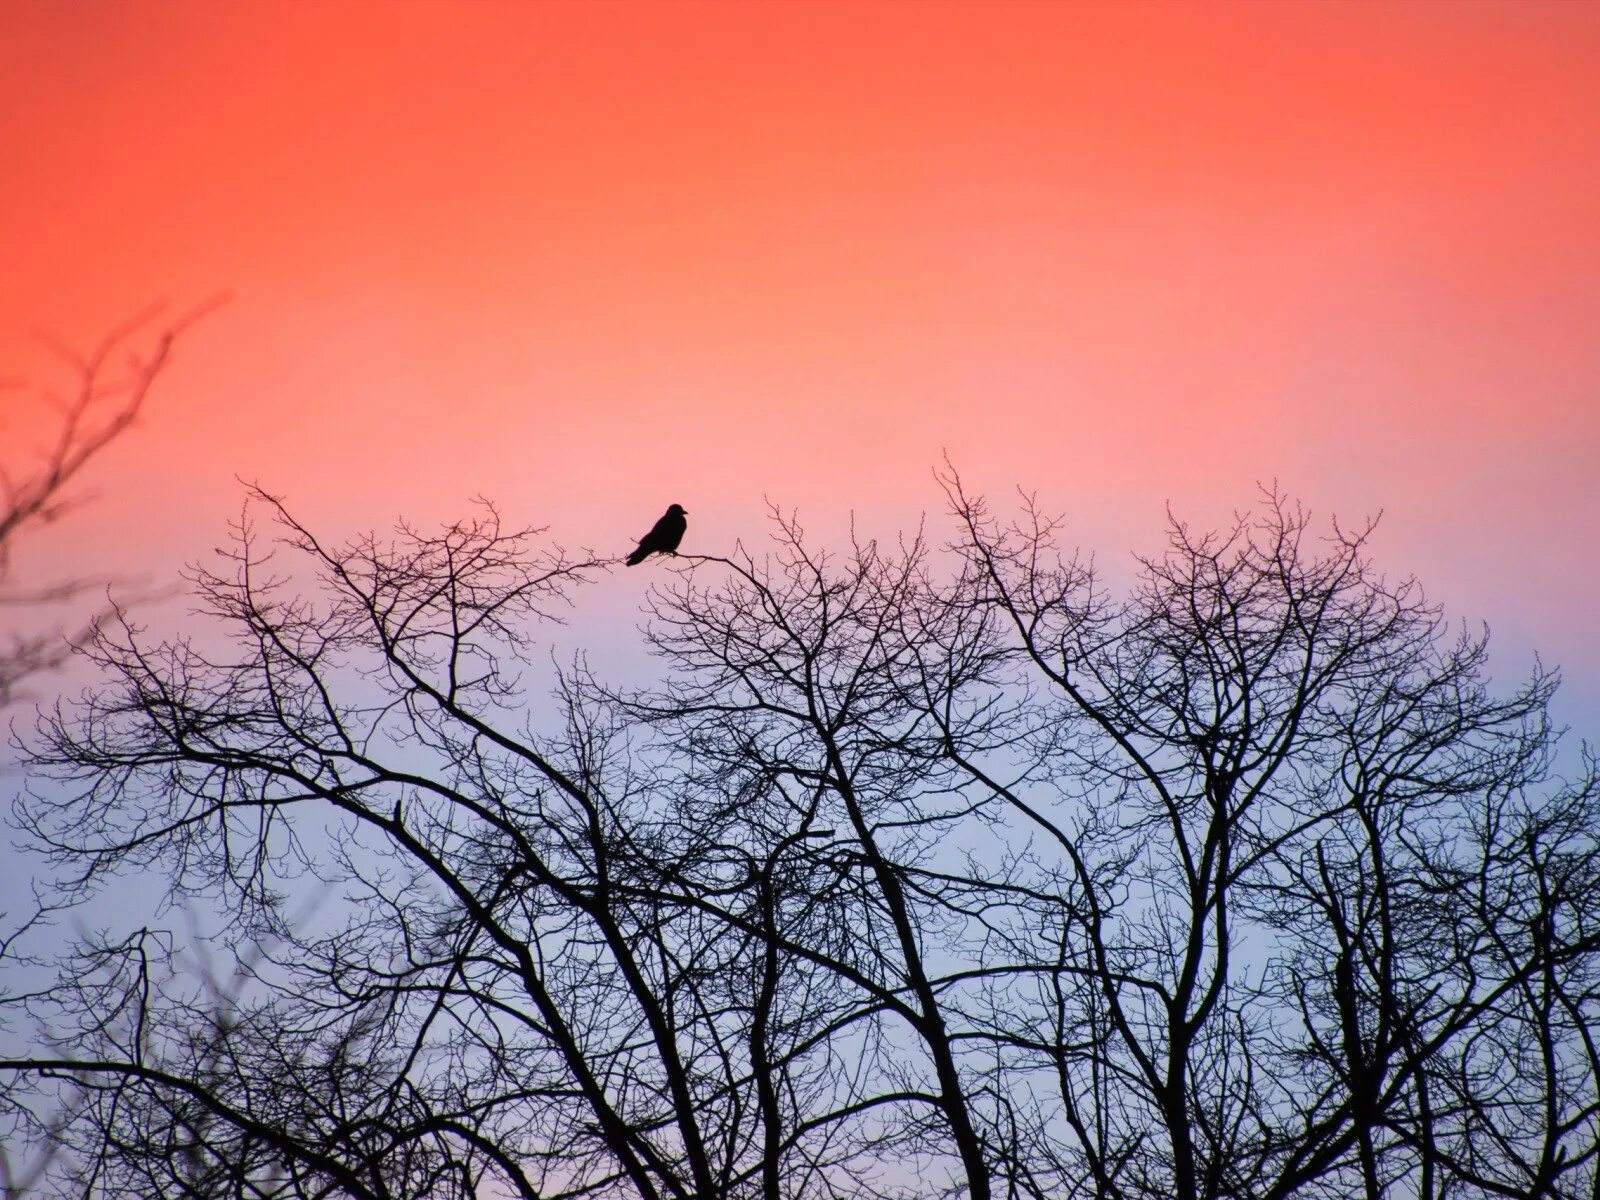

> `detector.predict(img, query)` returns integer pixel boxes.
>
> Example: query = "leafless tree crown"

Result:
[0,303,220,707]
[3,472,1596,1200]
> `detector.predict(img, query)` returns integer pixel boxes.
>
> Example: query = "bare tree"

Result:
[0,302,220,707]
[929,476,1600,1200]
[3,475,1595,1200]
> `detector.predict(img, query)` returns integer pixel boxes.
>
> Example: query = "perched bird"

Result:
[626,504,688,566]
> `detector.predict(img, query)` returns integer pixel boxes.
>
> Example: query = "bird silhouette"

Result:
[626,504,688,566]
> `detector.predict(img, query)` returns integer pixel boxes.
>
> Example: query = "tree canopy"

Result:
[4,476,1597,1200]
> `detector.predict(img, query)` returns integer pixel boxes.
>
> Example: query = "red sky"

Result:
[3,1,1598,690]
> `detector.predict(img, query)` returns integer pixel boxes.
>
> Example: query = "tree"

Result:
[3,475,1596,1200]
[0,304,217,707]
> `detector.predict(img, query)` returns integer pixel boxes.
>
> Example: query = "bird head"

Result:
[668,504,687,515]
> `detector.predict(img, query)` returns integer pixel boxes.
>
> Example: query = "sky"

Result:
[2,0,1598,713]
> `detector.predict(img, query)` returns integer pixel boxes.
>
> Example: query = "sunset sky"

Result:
[3,0,1598,709]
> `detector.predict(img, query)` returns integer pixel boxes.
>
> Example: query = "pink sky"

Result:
[3,0,1597,696]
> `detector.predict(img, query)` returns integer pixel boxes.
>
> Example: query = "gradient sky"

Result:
[3,0,1598,709]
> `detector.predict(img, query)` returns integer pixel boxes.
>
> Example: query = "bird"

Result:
[625,504,688,566]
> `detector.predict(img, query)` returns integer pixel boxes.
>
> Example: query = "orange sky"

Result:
[2,0,1598,692]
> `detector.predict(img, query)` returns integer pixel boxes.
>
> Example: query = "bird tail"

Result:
[625,548,648,566]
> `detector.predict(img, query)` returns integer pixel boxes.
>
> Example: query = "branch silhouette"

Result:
[4,475,1596,1200]
[0,297,226,706]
